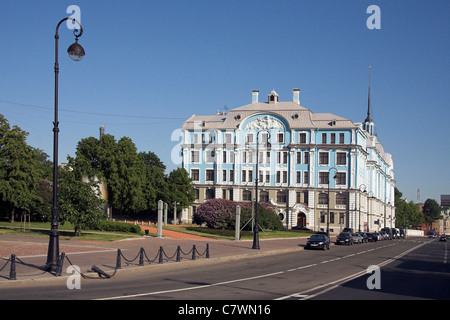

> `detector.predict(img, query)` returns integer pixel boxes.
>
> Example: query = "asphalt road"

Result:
[1,237,446,305]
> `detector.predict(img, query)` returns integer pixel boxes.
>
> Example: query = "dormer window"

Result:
[268,90,279,104]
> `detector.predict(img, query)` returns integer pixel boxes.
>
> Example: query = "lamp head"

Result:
[67,38,85,62]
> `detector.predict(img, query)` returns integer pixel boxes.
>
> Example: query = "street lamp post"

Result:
[252,130,270,250]
[46,17,85,272]
[327,167,337,237]
[358,184,366,232]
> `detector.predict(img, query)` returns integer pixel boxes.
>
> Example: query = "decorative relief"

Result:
[246,116,284,130]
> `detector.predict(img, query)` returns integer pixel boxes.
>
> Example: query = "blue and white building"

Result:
[180,88,395,233]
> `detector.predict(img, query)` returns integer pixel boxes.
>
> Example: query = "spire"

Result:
[365,65,373,123]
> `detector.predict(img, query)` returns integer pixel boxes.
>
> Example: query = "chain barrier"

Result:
[1,243,210,280]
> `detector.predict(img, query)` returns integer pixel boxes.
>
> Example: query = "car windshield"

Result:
[310,235,325,240]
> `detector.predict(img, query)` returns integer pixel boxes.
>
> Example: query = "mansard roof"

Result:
[182,92,358,131]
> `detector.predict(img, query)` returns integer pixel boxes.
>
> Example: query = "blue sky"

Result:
[0,0,448,204]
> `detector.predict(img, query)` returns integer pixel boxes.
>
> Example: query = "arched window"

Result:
[260,191,269,202]
[336,193,347,205]
[318,193,328,205]
[243,190,252,201]
[277,191,286,203]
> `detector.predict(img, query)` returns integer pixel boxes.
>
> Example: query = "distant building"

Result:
[181,88,395,233]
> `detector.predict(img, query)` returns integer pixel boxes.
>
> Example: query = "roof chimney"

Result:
[293,88,300,105]
[252,90,259,104]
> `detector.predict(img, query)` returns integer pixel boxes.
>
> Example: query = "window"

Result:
[319,172,329,184]
[303,171,309,185]
[296,171,301,184]
[230,151,235,163]
[248,170,253,182]
[229,170,234,182]
[277,191,286,203]
[225,133,232,144]
[296,192,301,203]
[322,133,327,144]
[276,171,281,183]
[222,170,227,182]
[191,150,200,163]
[339,133,345,144]
[336,193,347,205]
[299,132,307,144]
[206,189,215,200]
[283,171,287,183]
[319,152,329,165]
[206,169,215,182]
[335,172,346,185]
[277,132,284,144]
[246,133,254,144]
[296,151,302,164]
[318,193,328,205]
[304,152,309,164]
[193,134,199,144]
[242,170,246,182]
[277,151,288,164]
[265,172,270,183]
[330,133,336,144]
[337,152,347,166]
[260,191,269,202]
[243,190,252,201]
[222,189,227,199]
[222,151,227,163]
[191,169,200,181]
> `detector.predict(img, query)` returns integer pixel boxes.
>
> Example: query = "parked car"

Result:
[366,233,378,242]
[381,228,393,240]
[358,232,369,243]
[342,228,354,234]
[305,234,331,250]
[373,232,383,241]
[439,235,447,242]
[336,232,353,246]
[352,233,363,244]
[399,229,406,239]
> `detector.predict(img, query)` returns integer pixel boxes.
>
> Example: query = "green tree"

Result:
[57,165,106,236]
[166,167,195,219]
[0,114,41,222]
[422,198,442,230]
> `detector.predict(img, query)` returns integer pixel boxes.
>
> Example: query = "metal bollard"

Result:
[192,245,196,260]
[116,249,122,269]
[9,254,16,280]
[55,252,65,276]
[139,247,144,266]
[176,246,181,262]
[206,243,210,259]
[158,246,164,264]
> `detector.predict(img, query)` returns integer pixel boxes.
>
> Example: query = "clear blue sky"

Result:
[0,0,448,204]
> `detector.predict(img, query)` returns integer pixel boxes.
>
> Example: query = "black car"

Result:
[305,234,331,250]
[439,235,447,242]
[366,233,378,242]
[335,232,353,246]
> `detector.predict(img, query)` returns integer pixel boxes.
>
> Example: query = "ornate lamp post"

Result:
[46,17,85,272]
[327,167,337,237]
[252,130,270,250]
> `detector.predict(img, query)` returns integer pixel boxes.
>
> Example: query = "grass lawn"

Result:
[0,221,314,241]
[165,225,314,240]
[0,221,144,241]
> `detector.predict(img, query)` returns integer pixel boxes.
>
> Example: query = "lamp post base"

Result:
[45,229,60,272]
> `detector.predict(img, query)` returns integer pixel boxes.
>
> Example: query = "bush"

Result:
[94,221,142,234]
[193,199,283,231]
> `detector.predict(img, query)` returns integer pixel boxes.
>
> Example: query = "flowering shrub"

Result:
[194,198,282,231]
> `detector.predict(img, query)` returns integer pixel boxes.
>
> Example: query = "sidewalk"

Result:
[0,229,309,283]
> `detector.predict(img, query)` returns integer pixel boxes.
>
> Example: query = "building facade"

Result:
[180,89,395,233]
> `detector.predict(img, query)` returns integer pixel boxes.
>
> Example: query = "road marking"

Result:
[276,241,428,300]
[96,241,427,301]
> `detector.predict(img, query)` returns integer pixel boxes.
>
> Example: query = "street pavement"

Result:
[0,228,310,283]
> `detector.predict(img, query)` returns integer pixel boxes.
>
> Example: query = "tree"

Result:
[166,167,195,218]
[422,199,442,230]
[57,165,106,236]
[0,114,41,222]
[394,188,424,229]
